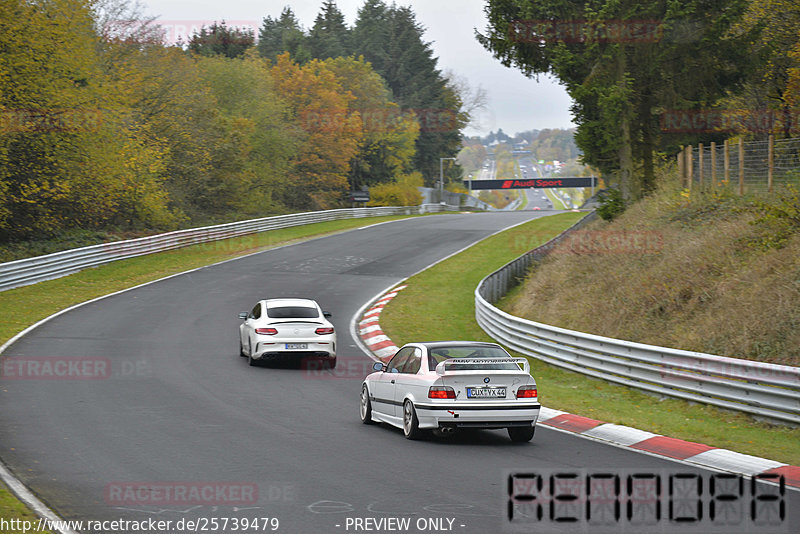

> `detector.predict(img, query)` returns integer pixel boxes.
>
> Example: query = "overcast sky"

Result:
[139,0,576,137]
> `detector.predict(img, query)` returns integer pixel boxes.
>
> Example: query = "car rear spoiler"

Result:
[435,357,530,376]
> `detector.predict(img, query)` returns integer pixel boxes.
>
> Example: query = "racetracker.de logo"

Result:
[1,357,111,380]
[555,230,664,255]
[104,482,258,506]
[302,357,374,380]
[299,108,458,133]
[154,20,258,45]
[660,109,800,134]
[0,108,102,133]
[509,19,664,44]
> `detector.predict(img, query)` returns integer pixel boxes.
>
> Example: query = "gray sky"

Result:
[139,0,575,137]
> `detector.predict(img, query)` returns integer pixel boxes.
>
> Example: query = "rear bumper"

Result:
[253,351,335,361]
[413,402,540,430]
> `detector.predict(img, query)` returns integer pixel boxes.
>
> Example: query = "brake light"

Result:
[255,327,277,335]
[428,386,456,399]
[516,386,537,398]
[315,327,334,335]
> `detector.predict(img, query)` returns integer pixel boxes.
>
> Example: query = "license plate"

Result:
[285,343,308,350]
[466,387,506,398]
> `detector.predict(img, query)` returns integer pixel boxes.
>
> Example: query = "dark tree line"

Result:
[477,0,797,200]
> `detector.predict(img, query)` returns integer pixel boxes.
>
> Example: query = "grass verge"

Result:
[0,481,51,534]
[0,213,415,531]
[379,212,800,466]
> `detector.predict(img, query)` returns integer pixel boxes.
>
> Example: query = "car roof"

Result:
[413,341,504,350]
[264,298,319,308]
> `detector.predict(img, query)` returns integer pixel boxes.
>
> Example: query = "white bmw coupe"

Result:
[360,341,540,441]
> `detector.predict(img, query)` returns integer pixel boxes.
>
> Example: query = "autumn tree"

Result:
[271,53,362,209]
[725,0,800,137]
[322,56,418,189]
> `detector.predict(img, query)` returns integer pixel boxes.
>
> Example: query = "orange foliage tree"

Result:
[271,53,362,209]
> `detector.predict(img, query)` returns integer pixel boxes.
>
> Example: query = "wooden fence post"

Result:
[698,142,704,188]
[686,145,693,192]
[724,139,730,185]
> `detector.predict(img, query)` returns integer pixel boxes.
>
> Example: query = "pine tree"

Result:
[258,7,311,64]
[187,22,254,59]
[353,2,464,184]
[308,1,352,60]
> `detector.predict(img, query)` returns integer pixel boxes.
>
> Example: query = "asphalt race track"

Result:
[1,212,797,534]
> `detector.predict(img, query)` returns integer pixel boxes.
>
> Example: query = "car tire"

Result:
[239,337,246,357]
[403,400,422,440]
[327,357,337,370]
[508,425,535,443]
[247,341,257,367]
[359,385,374,425]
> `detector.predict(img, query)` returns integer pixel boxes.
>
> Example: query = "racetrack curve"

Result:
[1,211,797,534]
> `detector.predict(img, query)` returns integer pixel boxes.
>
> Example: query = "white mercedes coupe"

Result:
[360,341,540,441]
[238,298,336,368]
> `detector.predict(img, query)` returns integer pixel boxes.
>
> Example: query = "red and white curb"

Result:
[356,288,800,490]
[358,285,406,362]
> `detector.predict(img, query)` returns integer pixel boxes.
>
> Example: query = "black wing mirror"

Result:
[323,311,332,318]
[372,361,386,372]
[238,312,248,320]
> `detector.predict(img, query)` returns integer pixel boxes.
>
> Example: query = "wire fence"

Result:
[677,136,800,194]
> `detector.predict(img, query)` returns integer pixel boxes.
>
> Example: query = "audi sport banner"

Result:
[465,177,597,190]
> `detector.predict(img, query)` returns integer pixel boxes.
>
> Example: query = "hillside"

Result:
[504,176,800,367]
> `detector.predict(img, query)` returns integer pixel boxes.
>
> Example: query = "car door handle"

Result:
[391,380,395,384]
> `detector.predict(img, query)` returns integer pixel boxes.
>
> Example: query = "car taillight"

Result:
[428,386,456,399]
[516,386,537,398]
[255,327,277,335]
[315,327,334,335]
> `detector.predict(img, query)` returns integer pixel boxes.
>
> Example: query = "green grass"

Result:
[0,213,416,526]
[517,190,528,210]
[379,212,800,466]
[0,481,51,534]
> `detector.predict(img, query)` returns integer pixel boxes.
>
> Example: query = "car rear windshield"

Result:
[266,306,319,319]
[428,346,520,370]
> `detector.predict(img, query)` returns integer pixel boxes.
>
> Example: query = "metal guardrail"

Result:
[476,213,800,424]
[0,203,460,293]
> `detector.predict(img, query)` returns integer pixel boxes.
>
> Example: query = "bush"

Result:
[367,172,424,207]
[748,184,800,249]
[597,188,626,220]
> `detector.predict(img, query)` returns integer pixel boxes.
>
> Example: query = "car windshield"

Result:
[427,345,520,370]
[266,306,319,319]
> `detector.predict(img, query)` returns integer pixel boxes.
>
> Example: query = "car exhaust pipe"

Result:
[437,426,455,435]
